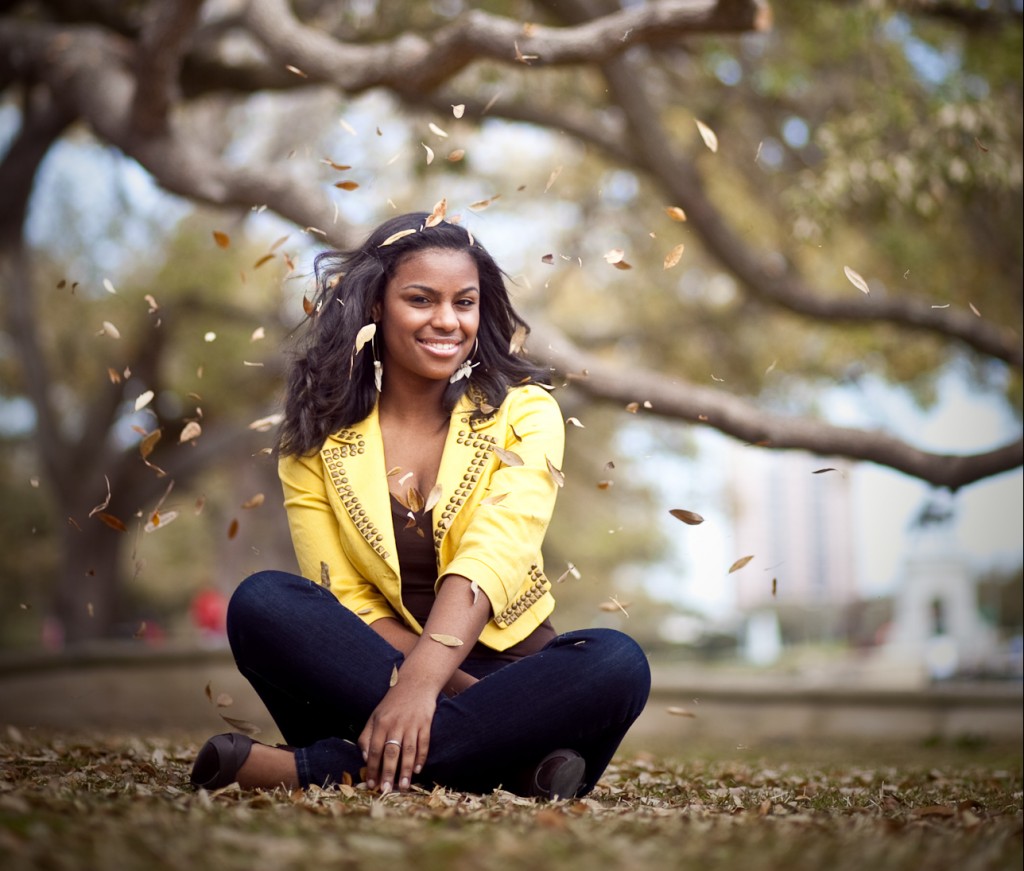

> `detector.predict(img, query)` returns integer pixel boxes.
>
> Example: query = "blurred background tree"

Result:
[0,0,1020,647]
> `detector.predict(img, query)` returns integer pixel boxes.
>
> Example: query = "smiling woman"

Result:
[189,212,651,801]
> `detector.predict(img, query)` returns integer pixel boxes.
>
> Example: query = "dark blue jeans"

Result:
[226,571,651,795]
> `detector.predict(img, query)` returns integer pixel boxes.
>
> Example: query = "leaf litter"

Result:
[0,730,1019,871]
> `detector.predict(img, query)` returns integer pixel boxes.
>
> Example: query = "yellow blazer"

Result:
[278,384,564,651]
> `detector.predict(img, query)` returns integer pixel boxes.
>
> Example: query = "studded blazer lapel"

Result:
[319,405,399,577]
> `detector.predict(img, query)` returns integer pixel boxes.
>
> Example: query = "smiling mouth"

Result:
[418,338,462,355]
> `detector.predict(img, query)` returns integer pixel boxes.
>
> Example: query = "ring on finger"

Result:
[384,739,402,749]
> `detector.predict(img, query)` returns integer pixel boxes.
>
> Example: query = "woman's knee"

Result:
[226,570,306,633]
[561,628,651,706]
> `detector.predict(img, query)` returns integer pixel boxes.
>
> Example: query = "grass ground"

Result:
[0,727,1020,871]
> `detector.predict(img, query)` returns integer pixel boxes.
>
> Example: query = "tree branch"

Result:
[241,0,769,95]
[0,90,76,496]
[131,0,204,136]
[527,320,1023,491]
[597,56,1022,368]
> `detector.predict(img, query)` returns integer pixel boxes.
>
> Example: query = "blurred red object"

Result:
[190,589,227,636]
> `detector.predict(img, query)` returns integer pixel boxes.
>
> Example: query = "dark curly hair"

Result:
[277,212,547,457]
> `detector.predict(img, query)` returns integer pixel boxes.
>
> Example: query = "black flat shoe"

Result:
[190,732,255,790]
[530,748,586,801]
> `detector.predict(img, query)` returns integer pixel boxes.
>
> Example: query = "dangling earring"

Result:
[449,338,480,384]
[371,332,383,392]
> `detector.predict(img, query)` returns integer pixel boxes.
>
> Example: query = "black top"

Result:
[390,495,555,662]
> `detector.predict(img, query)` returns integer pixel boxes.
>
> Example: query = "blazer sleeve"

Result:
[442,385,565,613]
[278,450,395,624]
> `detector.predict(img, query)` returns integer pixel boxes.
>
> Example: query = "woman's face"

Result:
[377,247,480,389]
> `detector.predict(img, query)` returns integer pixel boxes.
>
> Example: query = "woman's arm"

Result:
[369,617,479,696]
[360,573,490,794]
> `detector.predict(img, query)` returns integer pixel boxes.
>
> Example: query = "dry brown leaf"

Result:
[143,510,178,533]
[428,122,448,138]
[423,483,443,512]
[546,457,565,488]
[334,180,360,191]
[596,480,613,490]
[320,561,331,589]
[493,446,524,467]
[139,429,161,459]
[212,231,230,249]
[249,413,283,432]
[625,402,640,414]
[969,302,981,317]
[669,509,704,525]
[425,197,447,227]
[302,295,315,316]
[89,476,113,517]
[481,492,509,506]
[101,321,120,339]
[844,266,870,294]
[422,143,435,164]
[664,243,685,270]
[354,322,376,354]
[253,253,275,269]
[447,149,466,162]
[406,487,425,513]
[96,512,127,533]
[285,64,307,78]
[179,421,202,444]
[227,518,239,539]
[389,665,399,687]
[695,119,719,152]
[321,158,352,170]
[813,468,837,475]
[728,555,754,573]
[452,104,465,118]
[219,715,261,736]
[380,228,417,247]
[429,633,464,647]
[566,417,584,428]
[469,195,501,211]
[599,597,630,616]
[509,324,528,354]
[241,493,265,510]
[666,707,697,718]
[664,206,687,222]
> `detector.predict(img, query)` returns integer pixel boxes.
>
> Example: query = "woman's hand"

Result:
[359,680,437,794]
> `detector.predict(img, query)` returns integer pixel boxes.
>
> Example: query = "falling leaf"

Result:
[107,368,121,384]
[844,266,870,294]
[422,142,435,164]
[215,693,233,708]
[250,327,265,342]
[728,555,754,573]
[566,417,584,428]
[285,64,308,78]
[481,492,509,506]
[664,243,685,270]
[204,682,213,703]
[428,122,449,138]
[102,278,118,295]
[429,633,464,647]
[134,390,155,412]
[669,509,704,525]
[509,324,528,355]
[241,493,265,510]
[406,487,424,513]
[389,666,399,687]
[555,563,581,583]
[179,421,202,443]
[204,331,217,342]
[319,561,331,588]
[544,165,562,193]
[101,321,121,339]
[604,248,626,265]
[452,104,465,118]
[380,228,417,247]
[469,195,501,211]
[88,476,113,517]
[974,137,989,153]
[212,231,230,249]
[596,480,613,490]
[227,518,239,539]
[144,510,179,532]
[219,715,261,736]
[625,402,640,414]
[302,295,315,316]
[695,119,718,152]
[447,149,465,162]
[969,302,981,317]
[321,159,352,170]
[664,206,687,222]
[546,457,565,488]
[469,579,480,605]
[425,197,447,227]
[248,413,283,432]
[334,180,359,191]
[666,707,696,718]
[771,577,777,597]
[765,359,777,376]
[599,597,630,616]
[96,512,127,533]
[144,294,159,312]
[911,805,956,818]
[355,322,377,354]
[540,253,554,265]
[493,446,524,466]
[423,483,443,512]
[514,41,538,63]
[812,468,837,475]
